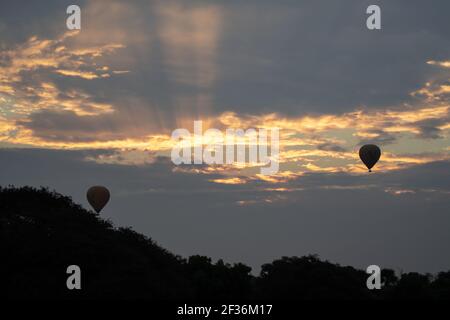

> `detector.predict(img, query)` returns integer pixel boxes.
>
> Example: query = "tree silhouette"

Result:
[1,186,449,300]
[255,256,372,300]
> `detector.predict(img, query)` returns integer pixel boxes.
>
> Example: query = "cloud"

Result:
[1,0,450,118]
[210,0,450,115]
[4,102,449,175]
[211,177,246,185]
[427,60,450,68]
[0,1,448,202]
[0,30,126,123]
[155,1,222,88]
[414,118,449,139]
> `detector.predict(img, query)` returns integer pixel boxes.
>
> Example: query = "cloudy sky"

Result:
[1,0,449,273]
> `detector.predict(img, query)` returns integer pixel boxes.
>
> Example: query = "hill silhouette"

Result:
[1,186,449,300]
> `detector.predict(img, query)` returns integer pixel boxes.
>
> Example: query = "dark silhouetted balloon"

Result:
[87,186,110,213]
[359,144,381,172]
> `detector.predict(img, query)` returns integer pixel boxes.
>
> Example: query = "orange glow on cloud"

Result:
[0,26,449,182]
[211,177,247,185]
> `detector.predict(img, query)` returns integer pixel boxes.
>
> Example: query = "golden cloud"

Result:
[0,26,449,180]
[0,31,126,118]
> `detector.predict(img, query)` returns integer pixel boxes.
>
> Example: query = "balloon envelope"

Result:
[359,144,381,172]
[86,186,110,213]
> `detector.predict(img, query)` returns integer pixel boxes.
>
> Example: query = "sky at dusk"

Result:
[1,0,449,273]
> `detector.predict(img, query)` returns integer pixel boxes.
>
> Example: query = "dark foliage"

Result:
[255,256,371,300]
[1,186,449,300]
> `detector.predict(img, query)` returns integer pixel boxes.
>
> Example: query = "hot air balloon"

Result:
[359,144,381,172]
[86,186,110,213]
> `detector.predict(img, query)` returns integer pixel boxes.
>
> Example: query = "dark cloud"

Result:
[283,160,450,192]
[2,0,449,120]
[317,143,347,152]
[415,118,449,139]
[0,0,88,46]
[17,105,172,142]
[212,0,450,115]
[357,129,399,146]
